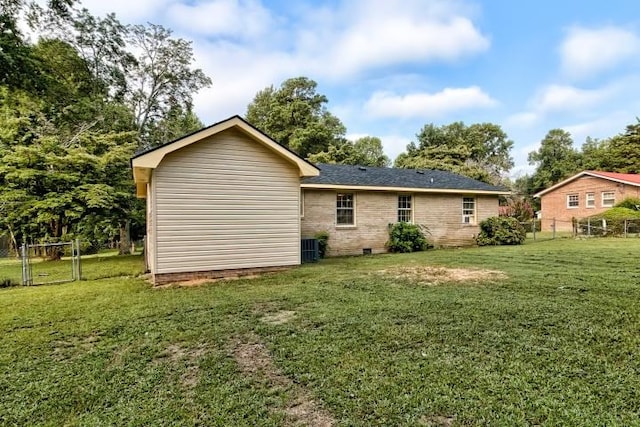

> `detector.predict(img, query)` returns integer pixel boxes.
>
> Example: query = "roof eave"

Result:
[301,183,510,195]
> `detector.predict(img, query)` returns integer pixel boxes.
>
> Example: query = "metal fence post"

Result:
[75,238,82,281]
[624,220,628,238]
[21,243,27,286]
[587,218,591,236]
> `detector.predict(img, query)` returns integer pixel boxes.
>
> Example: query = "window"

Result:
[567,194,579,208]
[586,192,595,208]
[602,191,615,207]
[462,197,475,224]
[336,193,354,225]
[398,195,412,223]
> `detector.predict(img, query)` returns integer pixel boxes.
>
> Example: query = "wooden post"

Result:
[552,218,556,239]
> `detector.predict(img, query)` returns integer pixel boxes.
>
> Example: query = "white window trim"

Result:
[300,190,305,218]
[336,192,356,227]
[602,191,615,208]
[462,197,476,225]
[585,192,595,209]
[397,194,413,223]
[567,194,579,209]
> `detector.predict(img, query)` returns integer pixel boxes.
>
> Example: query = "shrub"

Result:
[476,216,526,246]
[314,231,329,258]
[614,197,640,210]
[386,222,429,253]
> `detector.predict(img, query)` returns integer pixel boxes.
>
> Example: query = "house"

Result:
[131,115,508,285]
[301,164,509,255]
[534,171,640,231]
[131,116,319,285]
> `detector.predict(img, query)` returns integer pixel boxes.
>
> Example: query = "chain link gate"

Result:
[21,239,82,286]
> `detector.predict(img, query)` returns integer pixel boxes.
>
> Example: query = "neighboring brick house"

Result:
[534,171,640,231]
[301,164,508,256]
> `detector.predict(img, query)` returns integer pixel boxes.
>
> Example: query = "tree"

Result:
[394,122,513,184]
[126,23,211,148]
[308,136,390,167]
[245,77,346,157]
[527,129,580,193]
[596,122,640,173]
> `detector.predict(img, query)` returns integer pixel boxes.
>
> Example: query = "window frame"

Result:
[462,197,476,225]
[602,191,615,208]
[567,194,579,209]
[397,194,413,223]
[585,192,595,208]
[336,192,355,226]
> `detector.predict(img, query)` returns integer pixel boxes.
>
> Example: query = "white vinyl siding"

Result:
[152,128,301,274]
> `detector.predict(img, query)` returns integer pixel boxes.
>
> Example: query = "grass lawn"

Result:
[1,239,640,426]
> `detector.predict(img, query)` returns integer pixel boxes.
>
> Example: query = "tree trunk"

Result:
[119,220,131,255]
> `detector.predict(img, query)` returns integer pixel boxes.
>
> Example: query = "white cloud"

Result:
[167,0,273,39]
[380,134,413,162]
[560,26,640,79]
[364,87,497,119]
[532,84,615,113]
[80,0,174,23]
[506,112,539,128]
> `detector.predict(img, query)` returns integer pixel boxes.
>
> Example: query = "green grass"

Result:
[1,239,640,425]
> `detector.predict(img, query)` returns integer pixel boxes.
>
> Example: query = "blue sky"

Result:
[80,0,640,176]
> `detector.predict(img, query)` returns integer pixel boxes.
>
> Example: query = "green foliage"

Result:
[527,129,581,194]
[386,222,429,253]
[614,197,640,210]
[499,196,534,222]
[314,231,329,258]
[394,122,513,185]
[245,77,346,157]
[476,216,526,246]
[578,207,640,236]
[309,136,390,167]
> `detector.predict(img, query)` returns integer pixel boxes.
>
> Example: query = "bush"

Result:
[386,222,429,253]
[614,197,640,210]
[314,231,329,258]
[476,216,526,246]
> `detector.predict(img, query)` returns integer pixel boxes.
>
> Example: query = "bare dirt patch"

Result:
[231,333,336,426]
[260,310,297,325]
[378,265,506,286]
[154,275,262,288]
[155,343,207,389]
[419,415,455,426]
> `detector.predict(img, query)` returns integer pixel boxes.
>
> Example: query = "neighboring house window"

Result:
[398,195,412,223]
[462,197,475,224]
[602,191,615,207]
[586,192,595,208]
[567,194,579,208]
[336,193,354,225]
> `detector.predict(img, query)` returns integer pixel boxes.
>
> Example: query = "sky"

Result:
[77,0,640,176]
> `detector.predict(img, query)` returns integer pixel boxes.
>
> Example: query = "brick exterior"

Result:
[539,176,640,231]
[301,189,499,256]
[153,266,290,286]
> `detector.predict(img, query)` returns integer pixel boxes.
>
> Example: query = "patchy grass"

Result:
[1,239,640,425]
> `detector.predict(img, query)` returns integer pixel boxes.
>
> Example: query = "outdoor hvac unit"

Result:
[301,238,319,263]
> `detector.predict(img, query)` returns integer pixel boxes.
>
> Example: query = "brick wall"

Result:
[301,189,499,256]
[539,176,640,231]
[153,265,290,286]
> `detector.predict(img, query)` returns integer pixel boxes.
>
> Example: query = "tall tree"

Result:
[245,77,346,157]
[527,129,580,193]
[394,122,513,184]
[126,23,211,148]
[308,136,390,167]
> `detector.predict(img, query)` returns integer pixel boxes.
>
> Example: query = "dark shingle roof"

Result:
[302,163,507,193]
